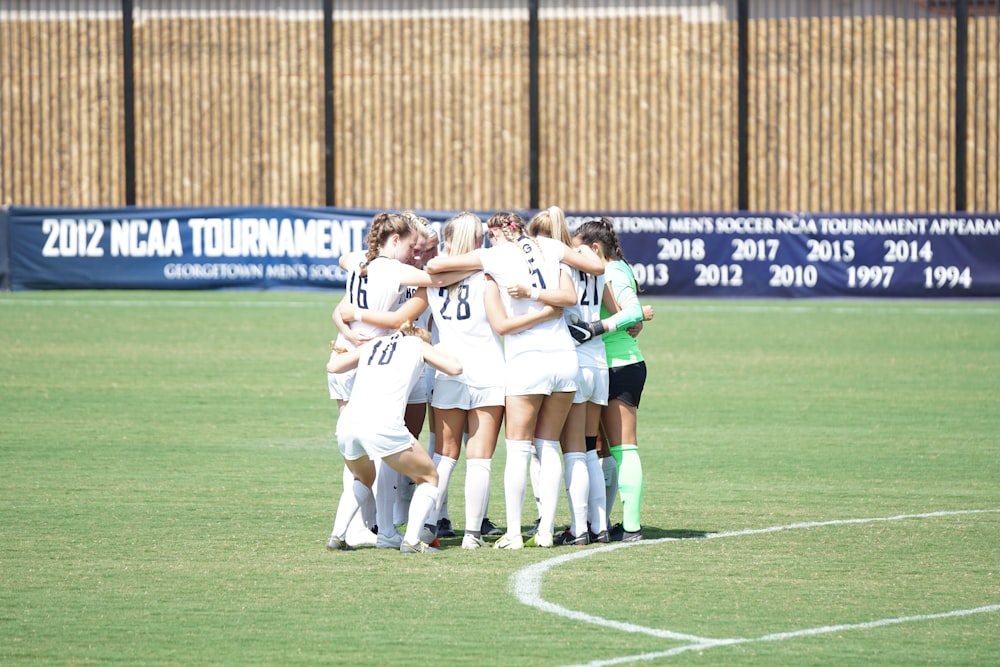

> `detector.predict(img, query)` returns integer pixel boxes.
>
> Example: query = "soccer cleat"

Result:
[461,533,487,550]
[436,517,456,538]
[525,517,541,536]
[400,540,440,554]
[493,533,524,550]
[588,529,610,543]
[525,531,553,548]
[554,529,590,546]
[417,523,438,545]
[325,535,354,551]
[480,517,503,536]
[375,531,403,549]
[609,523,643,542]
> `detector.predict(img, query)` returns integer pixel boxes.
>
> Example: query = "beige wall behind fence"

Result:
[1,13,997,212]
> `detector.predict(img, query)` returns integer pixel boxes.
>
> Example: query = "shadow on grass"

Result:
[641,527,711,540]
[428,526,714,549]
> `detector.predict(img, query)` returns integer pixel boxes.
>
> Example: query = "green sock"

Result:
[613,444,643,532]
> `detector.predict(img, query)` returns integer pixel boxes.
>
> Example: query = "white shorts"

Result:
[573,366,610,405]
[505,348,578,396]
[431,377,505,410]
[337,423,414,461]
[328,368,356,401]
[407,367,430,404]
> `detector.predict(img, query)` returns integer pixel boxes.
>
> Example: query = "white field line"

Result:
[507,509,1000,666]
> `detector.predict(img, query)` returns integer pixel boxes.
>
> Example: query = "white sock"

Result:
[330,466,359,538]
[427,432,436,456]
[503,439,532,535]
[394,474,415,527]
[434,456,458,525]
[331,488,359,539]
[602,455,618,528]
[465,458,492,534]
[563,451,589,537]
[586,449,608,534]
[535,438,563,537]
[529,444,542,519]
[403,483,439,545]
[375,460,398,537]
[353,479,376,530]
[392,471,410,528]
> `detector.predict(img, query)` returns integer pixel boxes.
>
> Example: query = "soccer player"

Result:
[423,212,506,549]
[325,323,462,554]
[569,217,654,541]
[526,206,610,545]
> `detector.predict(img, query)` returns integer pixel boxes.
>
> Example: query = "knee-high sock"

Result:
[612,444,643,531]
[535,438,563,537]
[602,455,618,528]
[563,451,589,537]
[331,465,359,539]
[585,449,608,535]
[402,482,439,546]
[529,444,542,519]
[393,472,414,528]
[503,439,532,535]
[465,458,491,535]
[353,479,376,531]
[330,474,360,540]
[375,459,398,537]
[433,455,458,525]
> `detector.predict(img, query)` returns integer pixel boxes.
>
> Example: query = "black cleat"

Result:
[609,523,643,542]
[480,517,503,536]
[436,518,456,538]
[554,529,590,546]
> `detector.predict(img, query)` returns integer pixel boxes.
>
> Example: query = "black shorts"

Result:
[608,361,647,408]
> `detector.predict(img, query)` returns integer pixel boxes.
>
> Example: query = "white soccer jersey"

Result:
[564,263,608,369]
[475,235,574,359]
[335,333,426,443]
[399,285,431,331]
[425,271,504,388]
[333,255,409,350]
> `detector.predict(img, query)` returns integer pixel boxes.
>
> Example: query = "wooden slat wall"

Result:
[1,8,997,212]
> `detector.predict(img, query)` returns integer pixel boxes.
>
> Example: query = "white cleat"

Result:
[461,534,487,550]
[375,530,403,549]
[493,533,524,550]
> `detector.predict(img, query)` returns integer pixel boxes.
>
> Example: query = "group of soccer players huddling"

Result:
[324,207,651,554]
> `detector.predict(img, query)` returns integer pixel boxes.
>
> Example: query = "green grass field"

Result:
[1,291,998,666]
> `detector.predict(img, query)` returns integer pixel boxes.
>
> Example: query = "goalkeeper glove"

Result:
[568,316,607,344]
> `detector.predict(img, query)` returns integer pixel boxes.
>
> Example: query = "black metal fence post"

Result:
[528,0,540,210]
[324,0,335,206]
[121,0,136,206]
[737,0,749,211]
[955,0,968,212]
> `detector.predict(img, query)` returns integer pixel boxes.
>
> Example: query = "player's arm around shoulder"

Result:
[421,342,462,376]
[326,345,363,374]
[562,242,605,276]
[425,250,483,275]
[338,250,365,272]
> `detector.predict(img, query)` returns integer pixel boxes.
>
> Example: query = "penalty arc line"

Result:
[508,509,1000,665]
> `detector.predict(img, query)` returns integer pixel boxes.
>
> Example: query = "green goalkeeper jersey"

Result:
[599,260,646,368]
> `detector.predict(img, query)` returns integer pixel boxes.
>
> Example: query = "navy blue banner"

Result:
[0,206,10,291]
[6,207,1000,297]
[578,213,1000,297]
